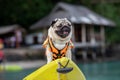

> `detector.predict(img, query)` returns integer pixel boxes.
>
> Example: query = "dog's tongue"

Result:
[63,31,68,35]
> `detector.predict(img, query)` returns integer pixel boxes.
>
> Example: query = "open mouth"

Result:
[56,27,70,38]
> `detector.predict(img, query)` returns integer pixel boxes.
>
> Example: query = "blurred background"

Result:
[0,0,120,80]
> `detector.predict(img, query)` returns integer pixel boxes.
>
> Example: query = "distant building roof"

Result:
[30,2,116,29]
[0,24,25,35]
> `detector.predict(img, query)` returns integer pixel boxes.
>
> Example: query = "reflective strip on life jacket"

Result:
[48,37,69,60]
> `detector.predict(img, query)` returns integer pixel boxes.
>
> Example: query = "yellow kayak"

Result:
[23,57,86,80]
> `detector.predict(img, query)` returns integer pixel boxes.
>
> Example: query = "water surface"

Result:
[0,61,120,80]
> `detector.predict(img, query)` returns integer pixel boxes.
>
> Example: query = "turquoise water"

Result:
[0,61,120,80]
[78,61,120,80]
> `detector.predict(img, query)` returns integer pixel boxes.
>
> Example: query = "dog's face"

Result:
[51,18,72,38]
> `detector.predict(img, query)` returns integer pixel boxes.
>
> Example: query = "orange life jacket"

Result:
[43,37,74,60]
[48,37,69,60]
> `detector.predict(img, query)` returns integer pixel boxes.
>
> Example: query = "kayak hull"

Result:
[23,57,86,80]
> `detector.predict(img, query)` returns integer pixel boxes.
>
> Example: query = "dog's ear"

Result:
[64,18,71,22]
[51,18,59,27]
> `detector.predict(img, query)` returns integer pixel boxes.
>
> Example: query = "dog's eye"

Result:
[58,25,61,28]
[57,24,62,28]
[68,23,71,26]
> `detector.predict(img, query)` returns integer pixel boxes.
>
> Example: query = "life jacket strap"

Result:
[48,37,69,60]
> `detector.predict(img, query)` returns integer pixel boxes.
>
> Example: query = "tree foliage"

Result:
[0,0,120,43]
[0,0,54,27]
[89,3,120,43]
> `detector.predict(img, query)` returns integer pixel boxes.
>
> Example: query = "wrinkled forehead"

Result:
[55,19,71,26]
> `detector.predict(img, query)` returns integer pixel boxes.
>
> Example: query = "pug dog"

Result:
[43,18,74,63]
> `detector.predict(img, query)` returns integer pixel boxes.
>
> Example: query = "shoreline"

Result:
[0,55,120,71]
[0,60,46,71]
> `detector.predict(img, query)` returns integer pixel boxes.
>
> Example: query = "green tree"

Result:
[0,0,120,43]
[91,3,120,43]
[0,0,54,28]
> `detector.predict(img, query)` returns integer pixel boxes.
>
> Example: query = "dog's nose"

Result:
[62,26,70,32]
